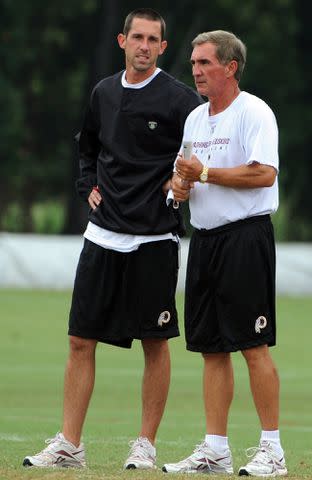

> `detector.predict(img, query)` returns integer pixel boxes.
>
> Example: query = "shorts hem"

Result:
[186,338,276,353]
[68,329,133,349]
[68,328,180,349]
[137,330,180,340]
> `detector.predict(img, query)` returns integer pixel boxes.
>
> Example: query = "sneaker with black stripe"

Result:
[23,432,86,468]
[162,440,233,474]
[124,437,156,470]
[238,440,287,477]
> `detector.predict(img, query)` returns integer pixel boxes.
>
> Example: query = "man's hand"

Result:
[176,154,203,182]
[162,178,172,196]
[172,172,193,202]
[88,186,102,209]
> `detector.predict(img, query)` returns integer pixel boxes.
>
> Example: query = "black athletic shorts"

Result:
[185,215,276,353]
[68,238,180,348]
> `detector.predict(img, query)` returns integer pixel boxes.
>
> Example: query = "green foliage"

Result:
[31,201,65,234]
[271,202,289,242]
[272,191,312,242]
[1,201,65,234]
[0,0,97,232]
[0,290,312,479]
[1,204,24,232]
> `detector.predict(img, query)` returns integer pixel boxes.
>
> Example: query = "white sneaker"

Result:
[239,440,287,477]
[162,441,233,474]
[23,432,86,468]
[124,437,156,470]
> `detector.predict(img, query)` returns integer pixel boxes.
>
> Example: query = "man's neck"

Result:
[125,66,157,84]
[209,85,241,116]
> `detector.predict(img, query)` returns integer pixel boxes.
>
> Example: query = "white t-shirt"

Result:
[181,91,279,230]
[84,221,175,253]
[84,68,176,253]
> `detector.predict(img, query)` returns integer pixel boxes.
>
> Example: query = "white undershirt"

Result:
[121,67,161,88]
[84,68,177,253]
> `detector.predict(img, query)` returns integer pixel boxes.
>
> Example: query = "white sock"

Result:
[205,434,229,453]
[260,430,284,456]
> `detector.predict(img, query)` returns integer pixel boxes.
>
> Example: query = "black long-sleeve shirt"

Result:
[76,70,202,235]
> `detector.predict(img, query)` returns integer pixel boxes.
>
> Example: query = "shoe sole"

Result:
[239,468,288,477]
[23,458,85,468]
[163,465,233,474]
[125,463,157,470]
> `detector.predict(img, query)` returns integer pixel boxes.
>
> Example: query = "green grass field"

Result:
[0,290,311,480]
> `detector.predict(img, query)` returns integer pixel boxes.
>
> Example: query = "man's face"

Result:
[118,17,167,73]
[191,42,230,98]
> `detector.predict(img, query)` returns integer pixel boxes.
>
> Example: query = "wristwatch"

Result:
[199,166,209,183]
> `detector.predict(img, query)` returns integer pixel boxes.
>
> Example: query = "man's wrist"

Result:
[199,166,209,183]
[162,178,172,195]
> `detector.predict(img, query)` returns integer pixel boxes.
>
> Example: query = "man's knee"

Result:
[141,338,169,357]
[202,352,230,364]
[68,335,97,355]
[242,344,276,370]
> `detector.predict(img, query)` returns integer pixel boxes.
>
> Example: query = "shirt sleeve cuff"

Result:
[166,188,174,206]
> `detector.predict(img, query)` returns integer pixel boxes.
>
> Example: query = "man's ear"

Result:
[117,33,126,50]
[225,60,238,78]
[159,40,168,56]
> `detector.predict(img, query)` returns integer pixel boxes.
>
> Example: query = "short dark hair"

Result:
[123,8,166,40]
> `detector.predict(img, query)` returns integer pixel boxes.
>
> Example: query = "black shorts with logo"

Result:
[68,239,180,348]
[185,215,276,353]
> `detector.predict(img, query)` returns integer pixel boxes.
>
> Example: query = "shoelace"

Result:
[35,435,59,459]
[245,445,279,468]
[186,442,212,468]
[191,441,231,470]
[128,439,154,459]
[33,434,64,459]
[45,434,61,446]
[193,441,209,454]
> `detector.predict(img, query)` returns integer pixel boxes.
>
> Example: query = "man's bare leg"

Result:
[139,338,171,444]
[242,344,279,430]
[62,336,97,446]
[203,352,234,435]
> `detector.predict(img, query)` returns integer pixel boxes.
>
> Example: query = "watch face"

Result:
[200,173,208,183]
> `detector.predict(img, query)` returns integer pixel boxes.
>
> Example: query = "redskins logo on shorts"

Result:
[157,311,171,327]
[255,316,267,333]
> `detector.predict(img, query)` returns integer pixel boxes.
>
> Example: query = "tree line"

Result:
[1,0,311,240]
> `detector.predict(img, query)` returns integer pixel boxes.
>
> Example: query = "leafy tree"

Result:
[1,0,99,231]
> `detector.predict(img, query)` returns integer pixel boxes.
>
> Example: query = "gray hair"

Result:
[192,30,247,81]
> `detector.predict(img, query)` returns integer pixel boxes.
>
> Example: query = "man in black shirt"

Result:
[23,8,201,470]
